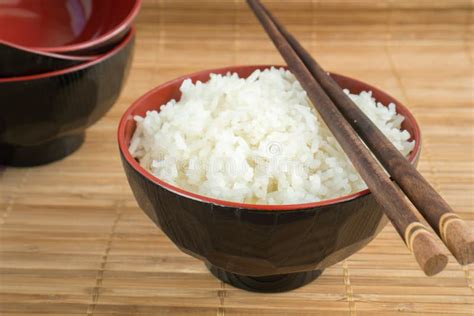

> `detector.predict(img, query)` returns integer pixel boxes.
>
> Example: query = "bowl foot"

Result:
[206,264,323,293]
[0,132,85,167]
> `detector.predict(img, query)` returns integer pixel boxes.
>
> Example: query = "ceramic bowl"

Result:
[0,0,141,55]
[118,65,421,292]
[0,42,96,78]
[0,28,135,167]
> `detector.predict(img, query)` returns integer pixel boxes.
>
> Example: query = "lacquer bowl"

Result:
[0,42,95,78]
[0,0,141,55]
[118,65,421,293]
[0,29,135,167]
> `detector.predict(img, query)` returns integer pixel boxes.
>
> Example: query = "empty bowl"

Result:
[0,28,136,167]
[0,0,141,55]
[118,65,421,292]
[0,42,95,78]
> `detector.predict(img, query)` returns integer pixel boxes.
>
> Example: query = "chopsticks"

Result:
[251,0,474,267]
[247,0,457,276]
[248,2,474,267]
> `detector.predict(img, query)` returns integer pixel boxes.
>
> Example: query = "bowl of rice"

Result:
[118,65,421,292]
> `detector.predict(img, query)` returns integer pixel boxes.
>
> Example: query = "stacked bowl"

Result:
[0,0,142,166]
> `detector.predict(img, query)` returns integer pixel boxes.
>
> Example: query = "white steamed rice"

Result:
[129,67,415,205]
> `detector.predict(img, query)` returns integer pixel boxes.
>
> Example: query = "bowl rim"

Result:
[0,0,142,54]
[118,65,422,211]
[0,41,98,62]
[0,27,135,83]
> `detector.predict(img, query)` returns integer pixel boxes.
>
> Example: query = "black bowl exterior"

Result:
[207,263,323,293]
[0,35,135,166]
[121,153,413,277]
[0,133,86,167]
[0,43,87,78]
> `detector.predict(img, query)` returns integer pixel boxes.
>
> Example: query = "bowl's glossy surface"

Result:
[118,65,421,292]
[0,42,95,77]
[0,0,141,55]
[0,29,135,167]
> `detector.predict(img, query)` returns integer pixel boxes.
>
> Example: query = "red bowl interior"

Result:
[118,65,421,211]
[0,0,141,52]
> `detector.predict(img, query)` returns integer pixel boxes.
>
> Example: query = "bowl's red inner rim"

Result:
[0,28,135,83]
[118,65,421,211]
[1,0,142,54]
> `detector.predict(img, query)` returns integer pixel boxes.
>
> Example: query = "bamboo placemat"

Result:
[1,0,473,315]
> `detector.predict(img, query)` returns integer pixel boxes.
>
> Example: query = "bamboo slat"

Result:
[0,0,473,315]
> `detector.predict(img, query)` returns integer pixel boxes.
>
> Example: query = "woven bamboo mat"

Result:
[1,0,473,315]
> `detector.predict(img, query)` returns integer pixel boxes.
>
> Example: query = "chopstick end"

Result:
[411,230,448,276]
[441,218,474,265]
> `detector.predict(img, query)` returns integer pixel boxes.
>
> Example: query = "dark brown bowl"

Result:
[0,42,96,78]
[0,29,135,167]
[118,65,421,292]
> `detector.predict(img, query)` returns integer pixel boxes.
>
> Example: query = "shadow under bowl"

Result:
[0,29,136,167]
[118,65,422,292]
[0,0,141,55]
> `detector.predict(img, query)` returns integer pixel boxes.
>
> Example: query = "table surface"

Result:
[1,0,473,315]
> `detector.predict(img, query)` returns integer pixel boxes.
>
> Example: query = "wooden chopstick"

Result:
[247,0,448,276]
[252,0,474,266]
